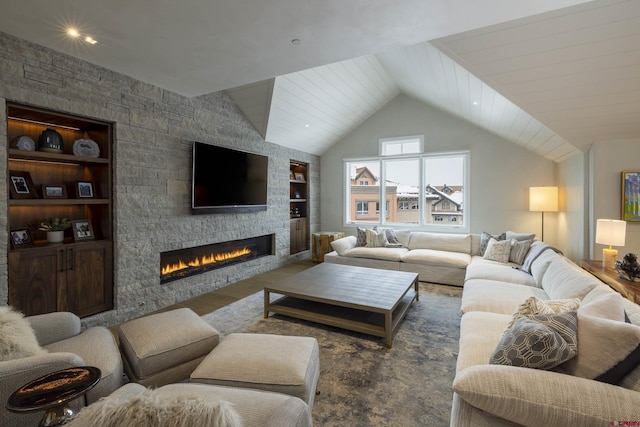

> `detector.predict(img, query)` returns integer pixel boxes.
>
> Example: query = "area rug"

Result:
[201,282,462,427]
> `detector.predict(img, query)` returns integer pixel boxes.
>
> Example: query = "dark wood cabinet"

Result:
[290,161,309,254]
[8,241,112,317]
[290,217,309,255]
[6,103,113,317]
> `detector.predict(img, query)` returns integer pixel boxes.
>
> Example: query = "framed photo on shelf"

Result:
[42,184,67,199]
[622,171,640,222]
[71,220,95,241]
[9,170,37,199]
[10,228,33,247]
[294,173,305,182]
[76,181,95,198]
[289,171,295,180]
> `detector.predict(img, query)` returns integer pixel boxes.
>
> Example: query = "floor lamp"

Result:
[529,186,558,242]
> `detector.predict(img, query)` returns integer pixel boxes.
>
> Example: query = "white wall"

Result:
[557,152,587,262]
[321,94,560,245]
[590,139,640,260]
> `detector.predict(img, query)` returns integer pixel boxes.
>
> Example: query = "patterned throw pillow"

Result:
[509,239,533,265]
[356,227,367,247]
[483,238,511,263]
[490,312,578,370]
[506,296,580,330]
[478,231,506,256]
[365,228,387,248]
[383,228,403,248]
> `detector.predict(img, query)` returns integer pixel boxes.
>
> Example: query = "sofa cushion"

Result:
[540,257,599,300]
[457,311,511,373]
[506,296,581,330]
[461,280,549,315]
[400,249,470,268]
[555,293,640,384]
[483,238,511,263]
[395,230,412,248]
[330,235,356,256]
[408,232,471,253]
[453,364,640,427]
[530,247,560,285]
[343,246,408,262]
[478,231,506,256]
[0,306,47,361]
[466,258,538,287]
[490,312,578,370]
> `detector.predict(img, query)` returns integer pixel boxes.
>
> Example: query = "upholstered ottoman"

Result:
[119,308,220,387]
[190,333,320,409]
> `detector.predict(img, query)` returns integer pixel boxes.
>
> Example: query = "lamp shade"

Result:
[595,219,626,247]
[529,187,558,212]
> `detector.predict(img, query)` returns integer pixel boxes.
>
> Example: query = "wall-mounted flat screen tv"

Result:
[192,142,268,214]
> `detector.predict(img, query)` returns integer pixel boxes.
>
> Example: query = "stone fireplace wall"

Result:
[0,32,320,327]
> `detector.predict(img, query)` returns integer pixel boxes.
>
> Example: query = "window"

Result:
[356,201,369,215]
[344,150,468,230]
[359,181,368,186]
[380,136,423,155]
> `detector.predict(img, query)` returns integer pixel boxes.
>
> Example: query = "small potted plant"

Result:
[38,217,71,243]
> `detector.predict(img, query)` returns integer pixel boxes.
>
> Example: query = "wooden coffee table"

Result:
[264,263,419,348]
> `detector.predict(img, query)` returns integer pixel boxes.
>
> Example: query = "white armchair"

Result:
[1,311,123,427]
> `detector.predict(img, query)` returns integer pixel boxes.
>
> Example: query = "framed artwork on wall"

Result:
[622,171,640,222]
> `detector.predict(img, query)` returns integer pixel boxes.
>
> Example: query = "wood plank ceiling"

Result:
[228,0,640,163]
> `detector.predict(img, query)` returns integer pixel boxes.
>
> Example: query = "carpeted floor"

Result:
[201,282,462,427]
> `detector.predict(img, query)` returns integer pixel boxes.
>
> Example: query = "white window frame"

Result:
[379,135,424,156]
[343,151,469,232]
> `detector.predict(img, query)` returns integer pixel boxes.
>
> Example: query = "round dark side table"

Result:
[6,366,101,427]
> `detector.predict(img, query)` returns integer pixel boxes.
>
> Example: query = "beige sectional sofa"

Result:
[453,244,640,426]
[325,230,478,286]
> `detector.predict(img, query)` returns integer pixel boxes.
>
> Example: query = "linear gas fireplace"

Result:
[160,234,274,284]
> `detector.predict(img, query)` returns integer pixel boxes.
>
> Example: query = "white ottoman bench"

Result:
[190,333,320,409]
[119,308,220,387]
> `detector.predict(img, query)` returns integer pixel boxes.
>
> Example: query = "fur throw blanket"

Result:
[0,306,47,361]
[65,388,243,427]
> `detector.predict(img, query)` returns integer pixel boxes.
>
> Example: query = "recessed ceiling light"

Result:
[66,27,98,45]
[305,124,310,128]
[472,101,479,106]
[291,39,301,45]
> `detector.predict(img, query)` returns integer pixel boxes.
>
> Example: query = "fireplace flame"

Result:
[161,247,252,276]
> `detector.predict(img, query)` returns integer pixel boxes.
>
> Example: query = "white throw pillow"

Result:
[0,306,47,361]
[483,238,512,263]
[66,388,242,427]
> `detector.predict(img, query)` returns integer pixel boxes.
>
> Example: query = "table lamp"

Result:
[595,219,626,269]
[529,186,558,241]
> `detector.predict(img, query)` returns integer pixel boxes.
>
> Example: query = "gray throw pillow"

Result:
[381,228,403,248]
[356,227,367,247]
[478,231,506,256]
[509,239,533,265]
[506,231,536,242]
[490,311,578,370]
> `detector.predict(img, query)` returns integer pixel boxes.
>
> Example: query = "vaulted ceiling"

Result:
[2,0,638,163]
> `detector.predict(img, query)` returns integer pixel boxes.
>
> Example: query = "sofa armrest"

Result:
[27,311,81,346]
[330,235,357,256]
[453,364,640,427]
